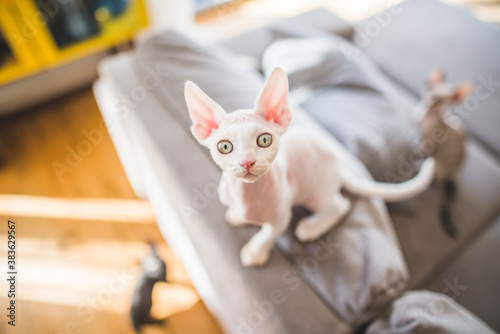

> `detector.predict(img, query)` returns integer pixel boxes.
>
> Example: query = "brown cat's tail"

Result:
[341,157,436,202]
[439,179,459,238]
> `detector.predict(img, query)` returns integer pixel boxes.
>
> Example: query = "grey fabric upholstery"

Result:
[257,14,500,301]
[95,2,500,333]
[132,30,409,330]
[425,216,500,331]
[219,8,354,60]
[357,0,500,158]
[367,290,496,334]
[260,35,419,182]
[135,31,263,127]
[324,0,500,294]
[389,140,500,287]
[349,1,500,327]
[101,53,351,333]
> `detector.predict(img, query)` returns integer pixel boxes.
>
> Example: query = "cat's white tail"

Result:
[341,158,436,202]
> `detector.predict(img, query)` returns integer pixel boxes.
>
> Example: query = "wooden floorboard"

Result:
[0,88,223,334]
[0,88,135,198]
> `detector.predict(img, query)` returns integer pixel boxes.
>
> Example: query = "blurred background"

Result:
[0,0,499,333]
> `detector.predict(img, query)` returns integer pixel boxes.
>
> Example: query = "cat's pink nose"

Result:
[240,160,256,170]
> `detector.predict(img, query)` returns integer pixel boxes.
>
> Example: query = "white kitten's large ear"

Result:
[184,81,226,145]
[428,68,445,88]
[254,67,292,134]
[452,83,472,103]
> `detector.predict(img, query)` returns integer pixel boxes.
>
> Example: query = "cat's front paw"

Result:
[240,244,270,267]
[295,221,320,242]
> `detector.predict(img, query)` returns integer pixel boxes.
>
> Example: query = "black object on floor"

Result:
[130,243,168,331]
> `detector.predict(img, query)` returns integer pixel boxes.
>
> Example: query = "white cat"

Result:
[184,68,435,267]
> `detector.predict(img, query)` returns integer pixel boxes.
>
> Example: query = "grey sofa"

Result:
[93,0,500,332]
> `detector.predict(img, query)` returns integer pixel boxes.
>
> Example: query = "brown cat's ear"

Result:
[452,83,472,103]
[254,67,292,134]
[428,68,445,88]
[184,81,226,145]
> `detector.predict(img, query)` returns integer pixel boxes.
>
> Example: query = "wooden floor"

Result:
[0,88,223,334]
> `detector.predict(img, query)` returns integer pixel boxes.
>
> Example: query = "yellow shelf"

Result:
[0,0,147,86]
[0,0,40,84]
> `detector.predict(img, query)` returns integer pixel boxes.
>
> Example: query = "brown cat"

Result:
[413,69,471,237]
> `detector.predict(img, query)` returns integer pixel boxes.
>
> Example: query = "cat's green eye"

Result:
[218,140,233,154]
[257,133,273,148]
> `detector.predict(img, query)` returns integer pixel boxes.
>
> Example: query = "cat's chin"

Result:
[230,168,269,183]
[239,173,260,183]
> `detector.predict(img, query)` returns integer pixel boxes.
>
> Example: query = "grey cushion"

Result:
[135,31,263,127]
[219,7,354,60]
[357,0,500,158]
[131,30,409,330]
[367,290,496,334]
